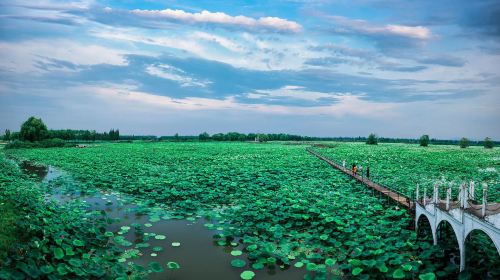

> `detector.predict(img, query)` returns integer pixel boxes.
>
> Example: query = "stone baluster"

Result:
[482,184,488,218]
[469,181,475,201]
[446,185,451,210]
[463,183,469,209]
[423,186,427,206]
[433,183,438,204]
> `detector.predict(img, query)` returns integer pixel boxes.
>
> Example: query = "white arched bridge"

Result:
[306,147,500,272]
[415,183,500,271]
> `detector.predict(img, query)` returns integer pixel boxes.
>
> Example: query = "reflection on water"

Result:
[19,161,305,280]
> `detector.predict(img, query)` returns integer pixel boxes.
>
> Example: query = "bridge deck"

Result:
[306,147,412,209]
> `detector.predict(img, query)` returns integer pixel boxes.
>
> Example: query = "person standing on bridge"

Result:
[366,166,370,178]
[359,165,363,178]
[342,160,346,168]
[353,164,358,175]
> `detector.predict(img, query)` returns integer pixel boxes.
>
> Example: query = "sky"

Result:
[0,0,499,139]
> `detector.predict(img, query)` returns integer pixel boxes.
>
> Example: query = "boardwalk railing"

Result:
[306,147,413,209]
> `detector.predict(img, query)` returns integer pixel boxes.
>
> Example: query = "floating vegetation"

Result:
[3,142,499,279]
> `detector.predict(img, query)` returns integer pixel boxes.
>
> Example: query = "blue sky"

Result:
[1,0,499,139]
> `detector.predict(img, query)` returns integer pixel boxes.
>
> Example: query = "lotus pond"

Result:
[315,142,500,202]
[1,142,499,279]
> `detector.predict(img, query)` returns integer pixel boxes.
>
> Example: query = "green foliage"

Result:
[459,137,470,148]
[257,133,269,142]
[0,155,125,278]
[366,133,378,145]
[0,201,19,258]
[198,132,210,141]
[3,129,10,141]
[4,142,434,278]
[5,138,67,149]
[20,116,48,142]
[318,142,499,201]
[4,142,499,279]
[419,135,430,147]
[484,137,494,149]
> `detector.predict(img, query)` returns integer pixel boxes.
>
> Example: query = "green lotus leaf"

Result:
[352,267,363,276]
[393,269,405,279]
[240,270,255,280]
[231,259,246,268]
[231,250,242,256]
[167,261,180,270]
[419,272,436,280]
[294,261,304,268]
[53,248,64,259]
[149,262,163,273]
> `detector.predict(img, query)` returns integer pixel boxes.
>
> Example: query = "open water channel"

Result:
[18,161,305,280]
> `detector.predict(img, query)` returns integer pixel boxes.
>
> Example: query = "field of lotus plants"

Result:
[316,142,500,202]
[1,142,498,279]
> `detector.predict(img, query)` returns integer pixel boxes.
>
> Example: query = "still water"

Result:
[19,161,305,280]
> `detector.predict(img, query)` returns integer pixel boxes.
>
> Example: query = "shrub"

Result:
[366,133,378,145]
[39,138,66,148]
[459,137,470,148]
[419,135,430,147]
[5,138,68,149]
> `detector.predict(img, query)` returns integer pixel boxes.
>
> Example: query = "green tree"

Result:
[459,137,470,148]
[419,134,430,147]
[19,116,48,142]
[257,134,269,142]
[484,137,494,149]
[198,132,210,141]
[3,129,10,141]
[366,133,378,145]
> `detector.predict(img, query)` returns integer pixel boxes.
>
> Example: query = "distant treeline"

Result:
[2,117,497,147]
[3,129,499,146]
[5,129,120,141]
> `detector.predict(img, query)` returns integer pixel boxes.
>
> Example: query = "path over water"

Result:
[306,147,412,208]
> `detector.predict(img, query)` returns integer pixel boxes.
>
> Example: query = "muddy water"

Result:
[19,161,305,280]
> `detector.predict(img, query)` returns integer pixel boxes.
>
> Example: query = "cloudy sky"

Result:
[1,0,499,139]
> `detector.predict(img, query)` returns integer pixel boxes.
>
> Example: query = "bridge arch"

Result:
[463,229,500,278]
[436,220,462,271]
[416,213,435,243]
[465,228,500,256]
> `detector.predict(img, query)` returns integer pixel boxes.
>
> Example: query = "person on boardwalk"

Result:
[342,159,346,168]
[359,165,363,177]
[366,166,370,178]
[353,164,358,175]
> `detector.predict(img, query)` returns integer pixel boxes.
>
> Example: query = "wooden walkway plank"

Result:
[306,147,412,209]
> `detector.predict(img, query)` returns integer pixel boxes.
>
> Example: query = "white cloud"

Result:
[331,16,431,39]
[0,40,130,73]
[191,31,244,53]
[91,28,320,71]
[127,8,302,33]
[247,85,337,101]
[145,64,212,87]
[77,83,396,118]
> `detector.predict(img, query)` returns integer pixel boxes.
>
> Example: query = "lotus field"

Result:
[1,142,499,279]
[315,143,500,202]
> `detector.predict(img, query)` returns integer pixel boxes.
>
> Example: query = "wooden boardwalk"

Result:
[306,148,413,209]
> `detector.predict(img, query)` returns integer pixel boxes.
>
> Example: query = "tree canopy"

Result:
[484,137,494,149]
[419,135,430,147]
[366,133,378,145]
[20,117,48,142]
[459,137,470,148]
